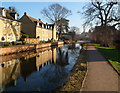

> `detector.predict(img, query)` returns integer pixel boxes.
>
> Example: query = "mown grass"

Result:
[94,44,120,73]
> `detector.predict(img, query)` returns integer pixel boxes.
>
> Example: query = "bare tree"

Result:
[70,26,79,33]
[41,3,71,23]
[81,1,120,28]
[41,3,71,39]
[69,26,79,40]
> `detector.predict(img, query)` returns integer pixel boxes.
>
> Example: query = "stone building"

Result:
[0,7,21,42]
[90,26,117,46]
[19,12,56,42]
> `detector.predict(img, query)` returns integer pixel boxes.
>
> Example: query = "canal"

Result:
[0,43,81,91]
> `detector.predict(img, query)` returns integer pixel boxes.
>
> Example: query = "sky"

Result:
[1,1,89,34]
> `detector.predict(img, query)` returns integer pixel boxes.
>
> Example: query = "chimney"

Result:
[39,19,41,21]
[2,9,6,17]
[24,12,28,15]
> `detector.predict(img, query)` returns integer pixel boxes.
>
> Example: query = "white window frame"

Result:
[4,23,7,29]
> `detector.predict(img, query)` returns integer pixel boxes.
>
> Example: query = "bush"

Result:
[4,42,10,46]
[113,40,120,50]
[20,34,29,41]
[114,40,120,44]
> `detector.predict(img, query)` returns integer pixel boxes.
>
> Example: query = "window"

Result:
[4,23,7,29]
[2,36,6,41]
[37,23,39,26]
[10,25,12,29]
[16,59,19,63]
[16,36,19,40]
[15,26,18,31]
[2,9,6,17]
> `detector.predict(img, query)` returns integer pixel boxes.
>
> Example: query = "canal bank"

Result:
[57,44,87,91]
[0,42,64,56]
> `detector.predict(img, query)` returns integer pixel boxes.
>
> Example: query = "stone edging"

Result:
[80,59,88,92]
[80,44,88,92]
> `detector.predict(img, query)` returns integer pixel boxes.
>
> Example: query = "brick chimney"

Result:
[39,19,41,21]
[24,12,28,15]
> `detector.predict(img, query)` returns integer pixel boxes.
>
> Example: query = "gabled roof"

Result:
[26,15,44,24]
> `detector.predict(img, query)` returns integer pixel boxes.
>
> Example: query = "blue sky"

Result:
[2,2,89,33]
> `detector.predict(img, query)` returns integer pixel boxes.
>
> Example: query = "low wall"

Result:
[0,42,64,56]
[36,43,51,49]
[0,45,35,56]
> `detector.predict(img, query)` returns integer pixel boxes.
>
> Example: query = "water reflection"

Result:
[0,43,81,91]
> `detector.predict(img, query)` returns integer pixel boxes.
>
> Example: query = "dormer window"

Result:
[42,24,44,28]
[15,13,18,20]
[39,23,42,27]
[37,23,39,26]
[2,9,6,17]
[44,24,46,28]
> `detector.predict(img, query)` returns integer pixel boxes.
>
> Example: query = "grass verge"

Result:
[94,44,120,73]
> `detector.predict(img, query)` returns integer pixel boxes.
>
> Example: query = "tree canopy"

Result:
[57,18,69,34]
[81,1,120,28]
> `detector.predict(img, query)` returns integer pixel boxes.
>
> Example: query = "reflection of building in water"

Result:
[0,48,57,91]
[36,48,56,70]
[52,48,56,64]
[36,50,53,71]
[0,59,21,92]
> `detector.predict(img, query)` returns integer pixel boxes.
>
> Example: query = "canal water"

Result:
[0,43,81,91]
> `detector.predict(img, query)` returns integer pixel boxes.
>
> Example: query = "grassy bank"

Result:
[95,44,120,73]
[58,44,87,91]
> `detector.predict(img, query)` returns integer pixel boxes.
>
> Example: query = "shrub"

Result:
[20,34,29,41]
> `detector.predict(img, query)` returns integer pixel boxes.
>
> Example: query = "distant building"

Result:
[19,12,56,42]
[90,26,117,46]
[80,30,92,40]
[0,7,21,42]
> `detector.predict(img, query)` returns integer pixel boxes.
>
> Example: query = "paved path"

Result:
[81,44,119,92]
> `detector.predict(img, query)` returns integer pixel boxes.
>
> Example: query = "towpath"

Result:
[81,44,119,92]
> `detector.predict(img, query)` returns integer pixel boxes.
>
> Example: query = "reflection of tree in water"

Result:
[68,43,76,50]
[68,43,79,57]
[20,57,37,82]
[56,48,69,66]
[39,47,70,89]
[38,45,80,90]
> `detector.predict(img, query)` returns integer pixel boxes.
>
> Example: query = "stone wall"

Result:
[0,42,64,56]
[36,43,51,49]
[0,45,35,55]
